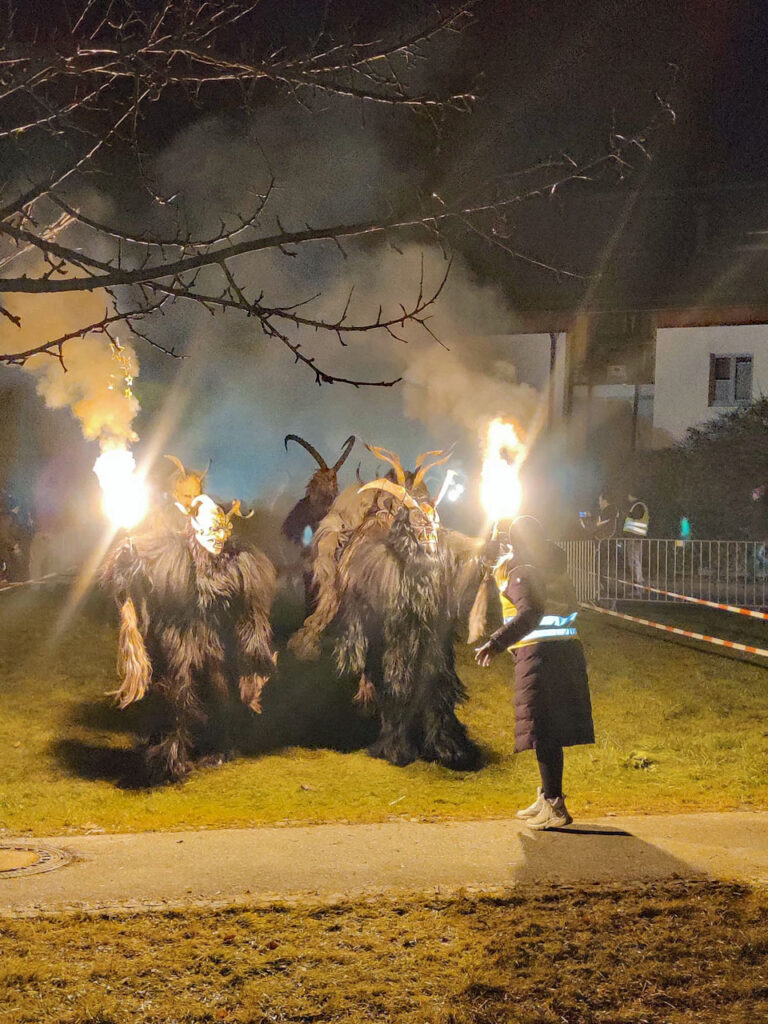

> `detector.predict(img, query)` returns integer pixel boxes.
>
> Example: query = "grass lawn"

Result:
[0,585,766,835]
[1,880,766,1023]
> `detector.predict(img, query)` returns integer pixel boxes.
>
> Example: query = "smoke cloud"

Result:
[1,99,544,536]
[0,259,141,450]
[119,99,546,530]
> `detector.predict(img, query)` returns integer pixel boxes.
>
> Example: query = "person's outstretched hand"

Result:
[474,641,496,668]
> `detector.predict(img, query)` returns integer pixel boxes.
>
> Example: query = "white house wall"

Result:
[654,324,768,442]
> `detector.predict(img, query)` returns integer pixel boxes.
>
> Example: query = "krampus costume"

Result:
[281,434,356,545]
[292,445,480,770]
[281,434,355,609]
[289,446,436,660]
[101,493,277,784]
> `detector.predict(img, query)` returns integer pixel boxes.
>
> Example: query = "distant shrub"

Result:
[625,398,768,538]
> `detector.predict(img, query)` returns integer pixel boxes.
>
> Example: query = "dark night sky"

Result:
[15,0,768,301]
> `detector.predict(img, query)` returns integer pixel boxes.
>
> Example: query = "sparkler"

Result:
[479,417,527,527]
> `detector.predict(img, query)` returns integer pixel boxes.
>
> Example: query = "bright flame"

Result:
[93,449,148,531]
[480,418,527,523]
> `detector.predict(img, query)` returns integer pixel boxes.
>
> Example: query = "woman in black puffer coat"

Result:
[474,519,594,830]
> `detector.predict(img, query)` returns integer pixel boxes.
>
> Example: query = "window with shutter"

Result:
[708,354,753,407]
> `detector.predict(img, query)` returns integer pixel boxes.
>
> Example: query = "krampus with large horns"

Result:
[164,453,211,512]
[101,492,277,784]
[281,434,356,545]
[282,434,355,610]
[291,444,480,771]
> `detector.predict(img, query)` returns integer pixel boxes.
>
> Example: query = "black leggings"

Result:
[536,742,564,799]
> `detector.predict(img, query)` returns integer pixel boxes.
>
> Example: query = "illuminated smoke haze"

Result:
[136,103,541,521]
[0,253,141,450]
[0,101,542,535]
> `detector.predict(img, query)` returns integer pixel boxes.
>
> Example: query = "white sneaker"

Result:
[516,787,545,819]
[527,795,573,830]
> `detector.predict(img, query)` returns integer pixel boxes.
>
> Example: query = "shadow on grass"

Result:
[52,594,379,785]
[50,592,491,785]
[53,652,380,784]
[52,738,145,787]
[65,647,375,755]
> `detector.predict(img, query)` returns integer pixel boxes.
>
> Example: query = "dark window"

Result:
[734,357,753,401]
[708,354,753,407]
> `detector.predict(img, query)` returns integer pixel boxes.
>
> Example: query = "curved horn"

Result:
[227,499,254,520]
[355,462,364,485]
[364,444,406,486]
[412,445,455,488]
[164,454,187,476]
[414,448,445,470]
[332,435,356,472]
[199,458,212,483]
[284,434,327,469]
[358,478,418,508]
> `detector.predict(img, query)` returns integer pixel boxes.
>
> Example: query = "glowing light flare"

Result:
[93,448,148,531]
[435,468,458,506]
[480,418,527,523]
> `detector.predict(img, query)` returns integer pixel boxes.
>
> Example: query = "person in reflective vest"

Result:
[622,492,649,588]
[623,494,649,538]
[474,518,594,830]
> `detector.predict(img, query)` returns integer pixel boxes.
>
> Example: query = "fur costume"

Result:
[281,435,355,610]
[288,445,443,659]
[100,495,277,784]
[292,445,480,770]
[281,434,355,546]
[288,480,382,658]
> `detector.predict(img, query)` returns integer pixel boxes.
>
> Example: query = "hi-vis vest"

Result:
[499,591,579,650]
[623,501,649,537]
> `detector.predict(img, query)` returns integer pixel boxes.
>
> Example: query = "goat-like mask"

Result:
[183,495,252,555]
[165,454,210,511]
[359,478,441,555]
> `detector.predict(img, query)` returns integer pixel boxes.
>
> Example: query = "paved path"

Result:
[1,812,766,916]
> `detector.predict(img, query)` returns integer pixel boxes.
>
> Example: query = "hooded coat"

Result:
[487,562,594,752]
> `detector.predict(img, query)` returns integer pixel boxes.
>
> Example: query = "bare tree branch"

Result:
[0,1,675,385]
[0,298,170,366]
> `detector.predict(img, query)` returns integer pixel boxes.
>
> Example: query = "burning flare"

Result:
[93,448,148,531]
[480,418,527,523]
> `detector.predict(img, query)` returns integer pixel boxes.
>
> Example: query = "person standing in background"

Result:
[580,492,618,603]
[622,492,649,592]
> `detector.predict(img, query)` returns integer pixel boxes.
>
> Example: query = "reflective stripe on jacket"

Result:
[500,591,578,649]
[623,501,649,536]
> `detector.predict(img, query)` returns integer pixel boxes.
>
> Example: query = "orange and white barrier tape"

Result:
[584,602,768,658]
[0,572,63,594]
[611,578,768,620]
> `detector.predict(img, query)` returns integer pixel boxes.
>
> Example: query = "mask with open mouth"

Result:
[182,494,252,555]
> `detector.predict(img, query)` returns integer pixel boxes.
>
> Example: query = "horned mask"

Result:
[284,434,355,480]
[183,494,253,555]
[165,454,210,511]
[358,444,453,555]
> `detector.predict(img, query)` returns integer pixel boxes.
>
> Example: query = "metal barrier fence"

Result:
[560,539,768,609]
